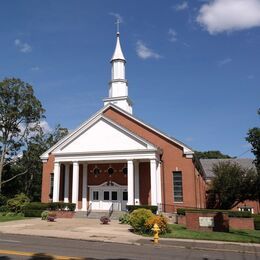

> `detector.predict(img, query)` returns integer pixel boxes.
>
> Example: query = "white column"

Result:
[150,159,157,206]
[156,161,162,211]
[134,160,140,205]
[127,160,134,205]
[72,161,79,209]
[82,163,88,211]
[64,164,70,203]
[53,162,60,202]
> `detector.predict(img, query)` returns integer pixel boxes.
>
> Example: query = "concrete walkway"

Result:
[0,218,140,244]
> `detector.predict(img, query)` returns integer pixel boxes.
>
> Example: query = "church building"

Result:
[40,28,206,213]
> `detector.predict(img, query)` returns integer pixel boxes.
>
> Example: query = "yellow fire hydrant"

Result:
[152,223,160,244]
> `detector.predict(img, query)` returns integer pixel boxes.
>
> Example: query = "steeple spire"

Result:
[103,21,133,114]
[111,19,126,62]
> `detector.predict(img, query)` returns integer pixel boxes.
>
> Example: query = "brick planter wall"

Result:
[185,212,229,232]
[177,215,186,226]
[229,218,254,230]
[50,211,75,218]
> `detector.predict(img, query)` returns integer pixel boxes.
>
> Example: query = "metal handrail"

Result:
[86,202,92,216]
[108,203,114,218]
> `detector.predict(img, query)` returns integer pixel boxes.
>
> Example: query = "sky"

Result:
[0,0,259,158]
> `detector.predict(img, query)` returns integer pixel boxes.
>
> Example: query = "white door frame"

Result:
[89,182,128,211]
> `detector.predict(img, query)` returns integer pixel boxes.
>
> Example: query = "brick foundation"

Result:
[50,211,75,218]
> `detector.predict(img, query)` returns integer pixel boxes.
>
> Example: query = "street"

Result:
[0,234,259,260]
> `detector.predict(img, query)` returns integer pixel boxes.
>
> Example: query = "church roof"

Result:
[200,158,256,180]
[40,104,194,160]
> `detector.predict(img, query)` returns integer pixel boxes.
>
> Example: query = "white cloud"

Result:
[218,57,232,66]
[14,39,32,53]
[39,120,52,134]
[197,0,260,34]
[174,2,189,11]
[31,66,40,71]
[109,12,123,23]
[168,28,177,42]
[136,40,162,60]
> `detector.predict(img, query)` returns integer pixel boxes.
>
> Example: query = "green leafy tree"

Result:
[2,125,68,201]
[0,78,45,193]
[195,150,231,159]
[245,108,260,202]
[207,161,257,209]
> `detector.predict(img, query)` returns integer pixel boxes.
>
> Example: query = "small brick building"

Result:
[40,30,207,212]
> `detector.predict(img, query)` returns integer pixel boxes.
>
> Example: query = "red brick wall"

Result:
[139,162,150,205]
[103,107,206,212]
[185,212,229,232]
[229,218,255,230]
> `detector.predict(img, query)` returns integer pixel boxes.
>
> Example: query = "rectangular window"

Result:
[112,191,117,201]
[49,173,54,199]
[173,171,183,202]
[93,191,99,201]
[104,191,110,201]
[123,191,128,201]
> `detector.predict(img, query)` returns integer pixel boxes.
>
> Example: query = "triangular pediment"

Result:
[54,116,156,154]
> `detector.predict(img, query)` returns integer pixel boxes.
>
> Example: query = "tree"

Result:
[195,150,231,159]
[245,108,260,202]
[0,78,45,193]
[246,108,260,170]
[206,161,258,209]
[1,125,68,201]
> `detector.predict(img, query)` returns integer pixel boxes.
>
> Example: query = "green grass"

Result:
[0,215,27,222]
[158,224,260,243]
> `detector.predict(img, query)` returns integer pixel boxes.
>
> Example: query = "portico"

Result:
[51,154,162,211]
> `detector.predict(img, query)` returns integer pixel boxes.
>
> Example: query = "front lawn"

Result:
[159,224,260,243]
[0,215,27,222]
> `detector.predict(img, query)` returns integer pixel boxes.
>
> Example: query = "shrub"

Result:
[228,211,252,218]
[0,205,8,212]
[176,208,186,215]
[7,193,30,213]
[41,211,49,220]
[119,213,130,224]
[127,205,157,214]
[5,212,17,217]
[129,208,154,233]
[144,215,170,234]
[254,215,260,230]
[48,202,76,211]
[24,210,43,217]
[24,202,49,211]
[176,208,252,218]
[0,194,7,206]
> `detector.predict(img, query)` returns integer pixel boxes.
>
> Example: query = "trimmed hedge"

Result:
[24,210,43,217]
[126,205,158,214]
[23,202,76,212]
[24,202,49,211]
[176,208,252,218]
[254,215,260,230]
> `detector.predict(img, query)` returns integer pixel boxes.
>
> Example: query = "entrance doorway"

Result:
[89,182,128,211]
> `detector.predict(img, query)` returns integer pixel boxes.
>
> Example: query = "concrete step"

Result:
[74,211,125,220]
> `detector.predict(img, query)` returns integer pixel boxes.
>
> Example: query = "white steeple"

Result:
[103,20,133,114]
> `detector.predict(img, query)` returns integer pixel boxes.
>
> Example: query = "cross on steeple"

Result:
[115,18,120,35]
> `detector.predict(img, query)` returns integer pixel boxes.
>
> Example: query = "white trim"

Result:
[40,104,193,160]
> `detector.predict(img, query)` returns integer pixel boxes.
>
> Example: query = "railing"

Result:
[108,203,114,218]
[86,203,92,217]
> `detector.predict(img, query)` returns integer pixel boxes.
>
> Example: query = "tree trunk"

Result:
[0,144,7,194]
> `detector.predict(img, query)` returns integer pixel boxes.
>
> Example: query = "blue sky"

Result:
[0,0,259,158]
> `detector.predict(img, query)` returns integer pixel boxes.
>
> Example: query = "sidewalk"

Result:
[0,218,259,255]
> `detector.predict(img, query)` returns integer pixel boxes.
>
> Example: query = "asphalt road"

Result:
[0,234,259,260]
